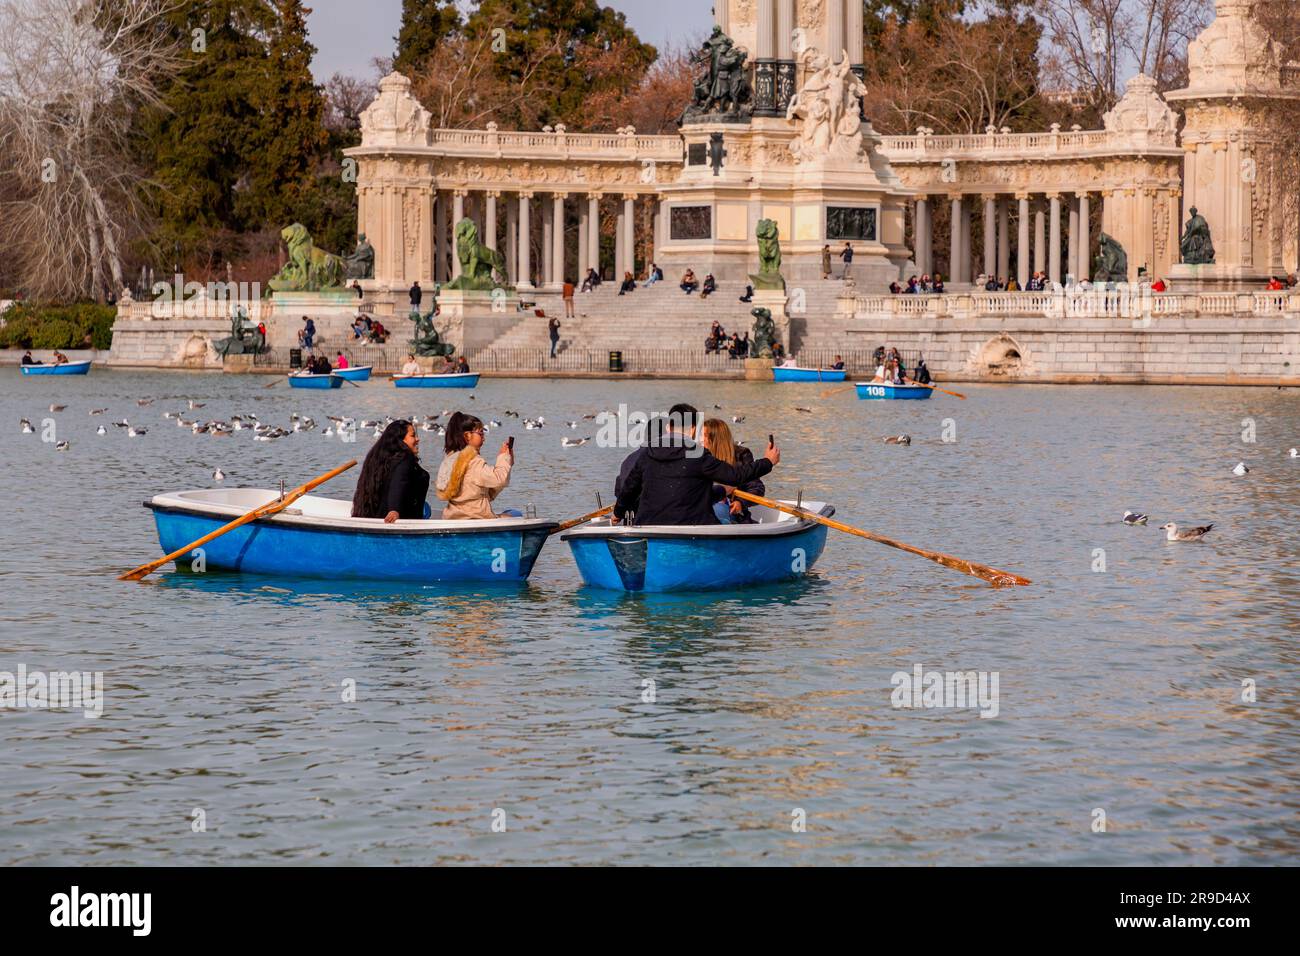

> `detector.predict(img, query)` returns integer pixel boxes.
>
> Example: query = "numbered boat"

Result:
[144,488,556,582]
[772,366,846,383]
[855,381,933,400]
[288,371,344,389]
[562,500,833,592]
[393,372,480,388]
[332,365,372,382]
[21,359,91,376]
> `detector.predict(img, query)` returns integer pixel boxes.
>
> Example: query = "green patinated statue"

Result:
[215,306,264,357]
[410,309,455,357]
[268,223,346,291]
[749,218,785,291]
[343,233,375,280]
[1092,233,1129,283]
[444,218,507,292]
[750,306,778,359]
[1180,207,1215,265]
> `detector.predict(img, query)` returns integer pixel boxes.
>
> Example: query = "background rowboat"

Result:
[288,372,343,389]
[772,366,846,383]
[332,365,371,382]
[145,488,556,581]
[393,372,480,388]
[21,360,91,376]
[561,500,832,591]
[855,382,932,400]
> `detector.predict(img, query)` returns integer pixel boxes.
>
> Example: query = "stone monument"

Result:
[1092,234,1129,283]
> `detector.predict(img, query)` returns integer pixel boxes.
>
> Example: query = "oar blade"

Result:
[928,552,1030,587]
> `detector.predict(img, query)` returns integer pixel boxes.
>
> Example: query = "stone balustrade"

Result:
[844,289,1300,322]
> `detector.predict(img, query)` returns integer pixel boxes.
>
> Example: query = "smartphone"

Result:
[507,436,515,451]
[768,433,774,447]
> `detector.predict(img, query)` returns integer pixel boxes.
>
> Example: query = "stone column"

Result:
[432,192,445,283]
[757,0,775,58]
[1017,194,1030,288]
[717,0,729,32]
[1034,201,1046,277]
[552,192,566,288]
[1049,194,1063,285]
[1067,198,1080,282]
[577,203,589,282]
[517,193,533,290]
[983,196,996,278]
[949,195,962,283]
[505,195,518,286]
[451,191,465,279]
[916,196,930,275]
[651,199,662,267]
[827,0,844,60]
[623,195,636,277]
[997,199,1010,284]
[960,199,972,283]
[588,194,601,279]
[614,203,625,279]
[1077,193,1091,281]
[484,192,498,252]
[777,0,794,58]
[846,0,864,65]
[541,195,554,286]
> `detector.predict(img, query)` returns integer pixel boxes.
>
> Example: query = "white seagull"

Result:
[96,425,107,435]
[561,437,591,447]
[883,434,911,445]
[55,440,70,451]
[1290,448,1297,458]
[1122,511,1148,525]
[1233,462,1249,476]
[213,468,225,481]
[1160,522,1213,542]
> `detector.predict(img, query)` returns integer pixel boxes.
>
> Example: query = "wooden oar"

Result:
[731,490,1030,587]
[118,460,358,581]
[548,504,614,535]
[818,379,967,400]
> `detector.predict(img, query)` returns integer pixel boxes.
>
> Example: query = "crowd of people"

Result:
[351,314,389,343]
[889,273,948,294]
[705,320,750,357]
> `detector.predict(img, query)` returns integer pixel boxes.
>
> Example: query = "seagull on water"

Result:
[95,425,106,435]
[136,398,154,407]
[49,403,66,413]
[55,440,70,451]
[1122,511,1148,525]
[89,408,107,416]
[561,437,591,447]
[188,400,206,409]
[883,435,911,445]
[794,406,813,413]
[1233,462,1249,476]
[20,418,34,434]
[213,468,225,482]
[732,415,745,423]
[1160,522,1213,541]
[128,426,146,437]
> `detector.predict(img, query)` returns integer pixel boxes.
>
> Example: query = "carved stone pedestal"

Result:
[744,357,775,381]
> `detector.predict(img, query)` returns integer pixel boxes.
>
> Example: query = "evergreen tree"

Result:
[393,0,462,74]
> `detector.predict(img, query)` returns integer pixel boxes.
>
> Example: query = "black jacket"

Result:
[720,444,765,522]
[614,439,772,525]
[385,453,430,519]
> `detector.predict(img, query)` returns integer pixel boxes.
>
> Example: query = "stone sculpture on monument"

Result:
[1092,234,1129,283]
[268,223,346,291]
[443,218,508,292]
[786,50,867,164]
[342,234,375,280]
[681,26,752,123]
[749,219,785,291]
[1179,207,1216,264]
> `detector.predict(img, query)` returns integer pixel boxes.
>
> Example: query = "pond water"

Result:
[1,370,1297,864]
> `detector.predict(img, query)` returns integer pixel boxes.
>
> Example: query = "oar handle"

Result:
[550,504,614,534]
[119,460,358,581]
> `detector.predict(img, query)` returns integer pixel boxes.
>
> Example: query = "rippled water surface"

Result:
[1,370,1298,865]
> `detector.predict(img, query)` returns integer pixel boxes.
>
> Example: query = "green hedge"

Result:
[0,303,116,351]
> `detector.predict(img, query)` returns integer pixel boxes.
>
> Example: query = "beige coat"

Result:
[436,448,512,519]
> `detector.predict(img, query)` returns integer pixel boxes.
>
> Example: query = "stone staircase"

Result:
[481,276,858,353]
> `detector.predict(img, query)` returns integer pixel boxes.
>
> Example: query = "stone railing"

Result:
[878,126,1175,161]
[117,297,268,322]
[421,127,682,163]
[849,289,1300,321]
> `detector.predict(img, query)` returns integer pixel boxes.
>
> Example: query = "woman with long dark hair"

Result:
[351,419,429,523]
[435,412,513,519]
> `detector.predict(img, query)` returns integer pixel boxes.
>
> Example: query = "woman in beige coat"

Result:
[435,412,513,519]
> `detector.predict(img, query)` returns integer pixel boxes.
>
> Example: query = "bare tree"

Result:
[324,73,380,133]
[1036,0,1212,117]
[0,0,184,301]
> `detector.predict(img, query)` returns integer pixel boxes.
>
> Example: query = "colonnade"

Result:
[915,192,1100,287]
[424,190,662,290]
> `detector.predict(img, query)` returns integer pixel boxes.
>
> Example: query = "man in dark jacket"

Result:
[409,281,422,310]
[613,404,779,525]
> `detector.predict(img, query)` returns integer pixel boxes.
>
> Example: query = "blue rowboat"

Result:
[288,372,343,389]
[144,488,557,582]
[772,366,846,383]
[562,500,833,592]
[393,372,480,388]
[854,381,933,400]
[21,359,91,376]
[332,365,371,382]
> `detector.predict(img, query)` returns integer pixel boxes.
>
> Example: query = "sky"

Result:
[304,0,713,81]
